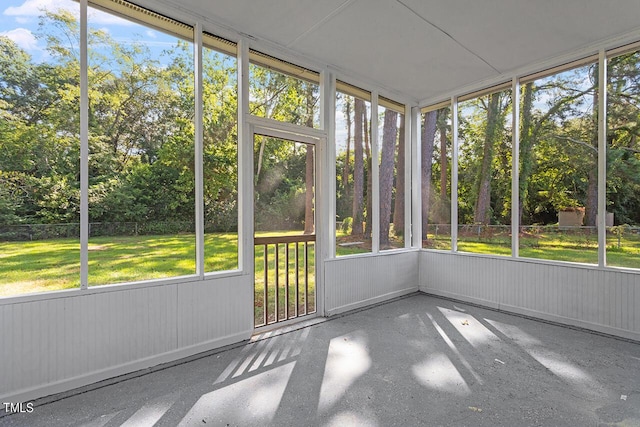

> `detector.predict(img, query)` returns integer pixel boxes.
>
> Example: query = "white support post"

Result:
[451,96,459,252]
[194,23,205,278]
[403,104,413,248]
[80,0,88,289]
[598,49,607,268]
[237,39,253,276]
[511,77,520,258]
[411,106,421,248]
[371,91,380,253]
[317,69,334,316]
[321,70,336,259]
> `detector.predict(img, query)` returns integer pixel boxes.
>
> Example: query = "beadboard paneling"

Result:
[325,251,419,315]
[0,274,254,402]
[419,251,640,341]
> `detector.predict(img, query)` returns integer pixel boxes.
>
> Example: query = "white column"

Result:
[598,49,607,268]
[194,23,205,277]
[80,0,88,289]
[371,91,380,253]
[451,96,459,252]
[317,69,335,316]
[237,39,253,275]
[404,104,413,248]
[411,106,421,248]
[511,77,520,258]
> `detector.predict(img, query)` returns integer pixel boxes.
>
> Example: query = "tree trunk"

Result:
[473,92,501,225]
[351,98,365,235]
[364,107,373,239]
[304,145,314,234]
[519,83,534,225]
[393,114,405,235]
[343,98,352,206]
[584,85,599,227]
[439,108,449,201]
[422,111,437,239]
[380,109,398,247]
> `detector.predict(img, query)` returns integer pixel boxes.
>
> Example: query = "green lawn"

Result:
[0,233,238,297]
[426,231,640,268]
[2,230,638,301]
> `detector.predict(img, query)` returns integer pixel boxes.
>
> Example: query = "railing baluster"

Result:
[274,243,279,323]
[254,234,315,326]
[295,242,299,318]
[285,242,290,320]
[264,243,268,326]
[304,241,309,315]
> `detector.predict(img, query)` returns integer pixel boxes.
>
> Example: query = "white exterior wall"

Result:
[420,251,640,342]
[325,251,419,316]
[0,275,253,402]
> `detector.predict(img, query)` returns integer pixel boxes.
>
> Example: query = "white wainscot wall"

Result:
[0,274,254,402]
[325,250,419,316]
[420,251,640,341]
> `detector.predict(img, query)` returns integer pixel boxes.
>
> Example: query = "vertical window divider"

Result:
[598,49,607,268]
[371,91,380,253]
[451,96,459,252]
[238,38,252,277]
[411,106,422,248]
[511,77,520,258]
[404,104,413,248]
[80,0,89,290]
[194,23,205,278]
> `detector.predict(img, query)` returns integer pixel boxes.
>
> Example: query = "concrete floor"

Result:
[2,293,640,427]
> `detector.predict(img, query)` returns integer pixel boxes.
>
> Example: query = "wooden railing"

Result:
[254,234,315,327]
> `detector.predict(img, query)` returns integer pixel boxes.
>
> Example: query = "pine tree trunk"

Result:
[343,98,351,206]
[473,92,501,225]
[422,111,437,239]
[351,99,365,235]
[380,109,398,247]
[439,108,448,201]
[364,108,373,239]
[393,114,405,235]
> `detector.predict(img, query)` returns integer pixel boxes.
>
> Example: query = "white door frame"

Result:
[248,118,327,328]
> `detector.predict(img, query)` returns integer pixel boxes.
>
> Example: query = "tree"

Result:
[393,114,405,235]
[351,99,365,235]
[379,109,398,247]
[421,111,437,237]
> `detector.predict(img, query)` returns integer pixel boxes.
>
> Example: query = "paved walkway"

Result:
[2,293,639,426]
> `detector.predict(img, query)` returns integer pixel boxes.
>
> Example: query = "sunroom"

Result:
[1,0,639,424]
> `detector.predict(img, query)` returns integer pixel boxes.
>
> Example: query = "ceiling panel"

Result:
[175,0,350,47]
[155,0,640,103]
[290,0,496,101]
[401,0,640,73]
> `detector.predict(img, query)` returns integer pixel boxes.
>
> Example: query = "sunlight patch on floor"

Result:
[412,353,471,396]
[318,332,371,414]
[438,306,500,347]
[179,362,296,426]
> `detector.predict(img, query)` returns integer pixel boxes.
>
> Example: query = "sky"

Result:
[0,0,181,63]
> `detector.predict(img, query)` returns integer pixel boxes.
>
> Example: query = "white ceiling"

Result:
[152,0,640,104]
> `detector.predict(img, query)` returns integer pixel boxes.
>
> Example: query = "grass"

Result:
[425,230,640,268]
[2,229,638,299]
[0,233,238,297]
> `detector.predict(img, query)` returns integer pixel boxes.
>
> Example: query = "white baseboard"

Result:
[326,287,419,317]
